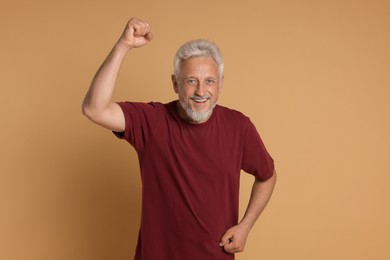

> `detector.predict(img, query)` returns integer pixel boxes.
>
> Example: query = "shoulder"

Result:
[118,101,167,113]
[215,105,251,124]
[215,105,259,138]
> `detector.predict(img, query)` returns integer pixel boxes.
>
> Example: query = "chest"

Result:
[153,121,244,174]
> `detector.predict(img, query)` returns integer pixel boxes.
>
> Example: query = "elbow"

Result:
[81,101,111,127]
[81,101,98,122]
[81,102,91,118]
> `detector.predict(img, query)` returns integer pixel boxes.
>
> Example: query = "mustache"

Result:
[190,95,211,100]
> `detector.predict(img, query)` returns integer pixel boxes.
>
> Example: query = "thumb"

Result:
[145,31,153,41]
[219,232,233,247]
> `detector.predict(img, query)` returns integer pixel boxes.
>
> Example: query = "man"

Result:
[82,17,276,260]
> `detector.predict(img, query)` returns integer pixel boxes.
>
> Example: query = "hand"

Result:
[219,224,250,254]
[117,17,153,50]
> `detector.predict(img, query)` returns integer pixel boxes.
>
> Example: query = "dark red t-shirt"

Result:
[115,101,274,260]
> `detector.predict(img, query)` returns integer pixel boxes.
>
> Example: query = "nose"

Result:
[195,81,206,96]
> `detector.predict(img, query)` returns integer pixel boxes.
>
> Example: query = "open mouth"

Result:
[191,97,210,103]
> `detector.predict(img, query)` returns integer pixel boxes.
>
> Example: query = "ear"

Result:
[219,75,224,93]
[171,74,179,93]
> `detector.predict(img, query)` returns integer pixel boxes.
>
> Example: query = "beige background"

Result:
[1,0,389,259]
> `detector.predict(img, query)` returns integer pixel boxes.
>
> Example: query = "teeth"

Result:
[194,99,207,102]
[191,97,209,102]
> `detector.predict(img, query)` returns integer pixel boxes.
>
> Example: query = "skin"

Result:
[82,18,153,132]
[172,56,223,123]
[219,173,276,253]
[82,17,277,255]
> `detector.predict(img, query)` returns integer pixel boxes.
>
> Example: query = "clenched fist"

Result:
[117,17,153,49]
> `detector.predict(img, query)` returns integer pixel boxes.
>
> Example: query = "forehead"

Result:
[180,57,219,77]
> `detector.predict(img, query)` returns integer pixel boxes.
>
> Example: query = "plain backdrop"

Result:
[1,0,389,259]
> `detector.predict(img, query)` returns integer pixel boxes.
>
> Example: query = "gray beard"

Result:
[179,99,216,123]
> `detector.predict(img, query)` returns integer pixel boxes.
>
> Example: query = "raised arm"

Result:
[219,170,277,254]
[82,18,153,132]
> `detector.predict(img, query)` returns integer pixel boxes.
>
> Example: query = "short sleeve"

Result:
[241,120,275,181]
[113,102,161,151]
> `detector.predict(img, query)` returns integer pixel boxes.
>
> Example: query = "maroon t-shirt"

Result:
[115,101,274,260]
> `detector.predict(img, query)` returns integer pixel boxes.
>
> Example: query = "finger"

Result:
[224,239,243,253]
[145,31,153,41]
[142,23,151,36]
[219,232,232,247]
[132,21,150,37]
[132,22,143,36]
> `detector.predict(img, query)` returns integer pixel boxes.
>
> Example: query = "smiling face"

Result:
[172,56,223,124]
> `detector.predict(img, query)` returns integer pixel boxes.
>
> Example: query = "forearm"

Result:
[81,18,153,131]
[82,43,130,117]
[240,170,277,230]
[219,170,277,253]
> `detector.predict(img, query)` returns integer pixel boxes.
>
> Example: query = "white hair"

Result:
[173,39,224,80]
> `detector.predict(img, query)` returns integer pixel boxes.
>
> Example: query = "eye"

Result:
[206,79,217,85]
[185,79,198,86]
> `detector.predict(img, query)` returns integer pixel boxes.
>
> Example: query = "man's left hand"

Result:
[219,224,250,254]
